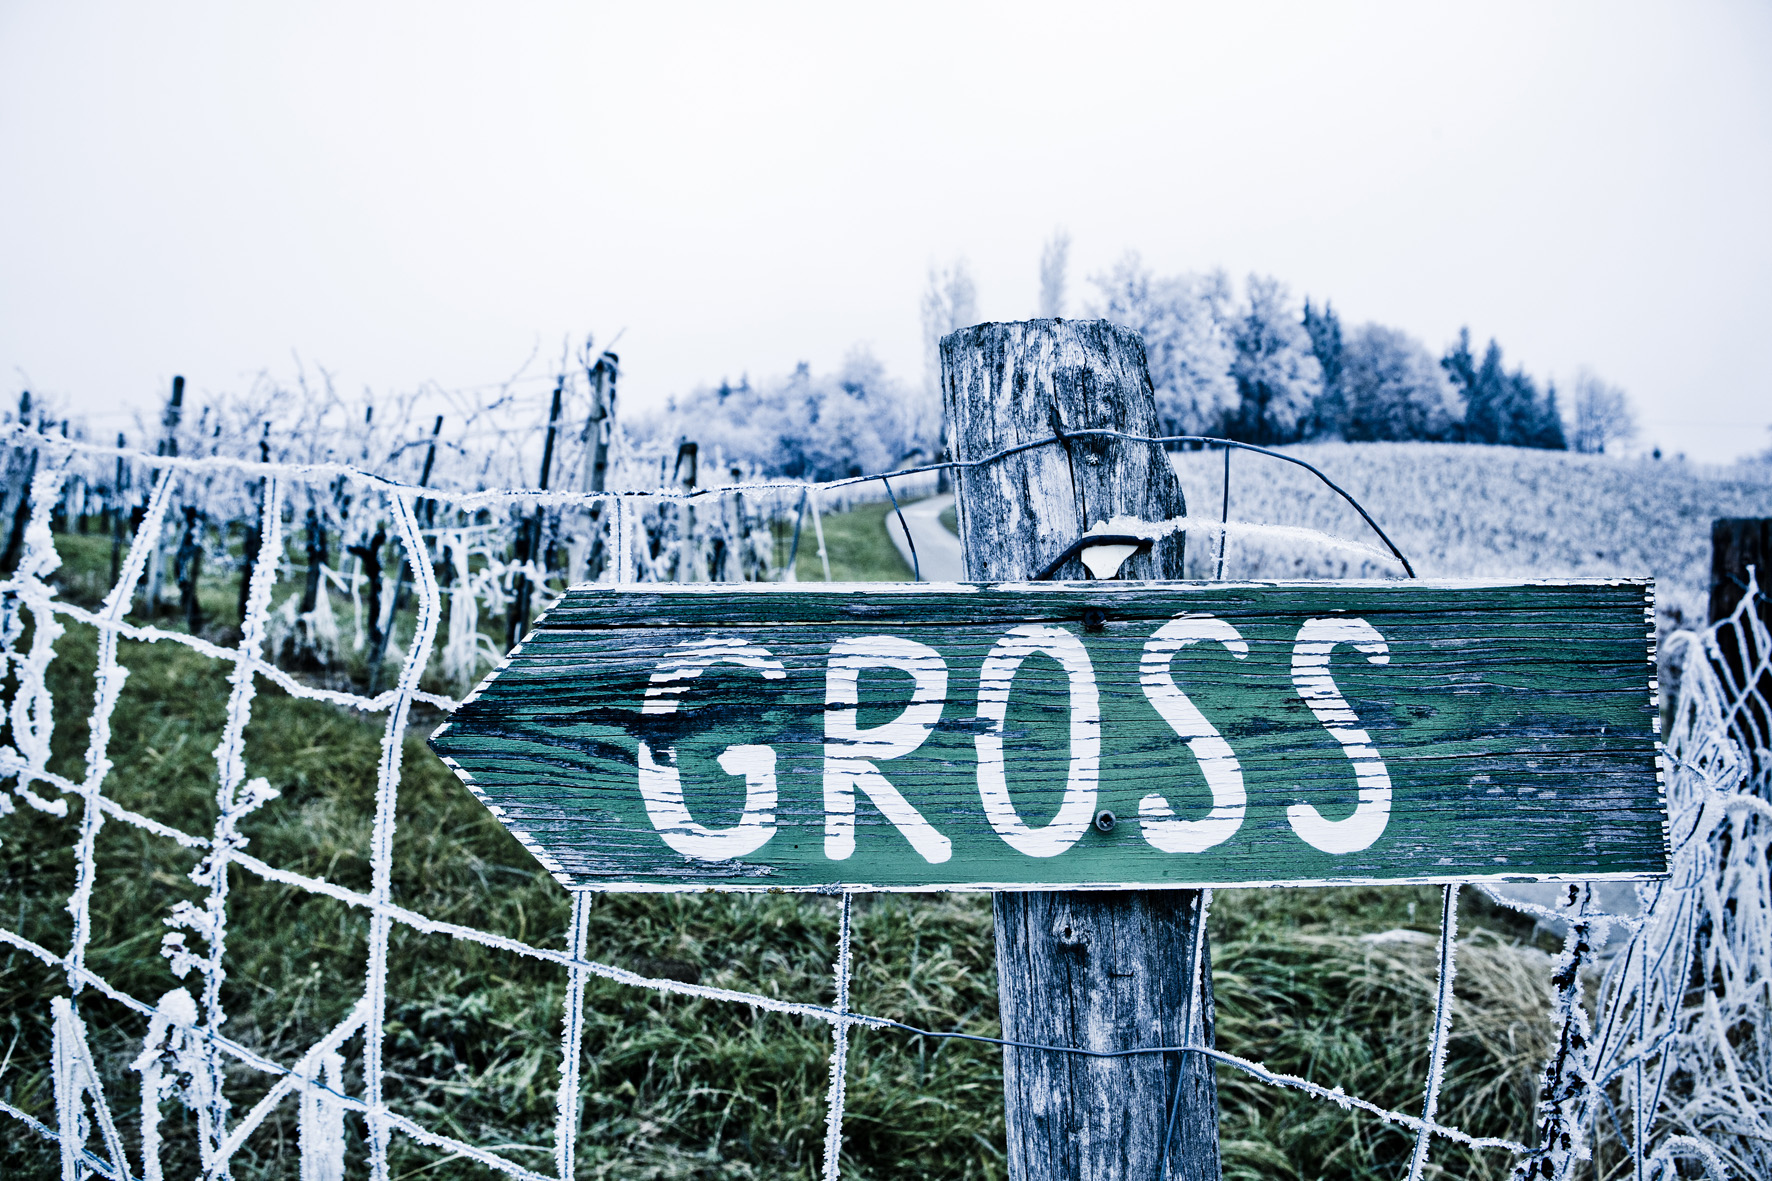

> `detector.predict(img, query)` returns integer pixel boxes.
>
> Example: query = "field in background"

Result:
[10,458,1720,1179]
[1170,442,1772,626]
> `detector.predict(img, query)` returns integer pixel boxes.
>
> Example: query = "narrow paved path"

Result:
[884,492,964,582]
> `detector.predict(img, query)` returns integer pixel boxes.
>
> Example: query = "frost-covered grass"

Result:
[1172,442,1772,626]
[5,503,1563,1179]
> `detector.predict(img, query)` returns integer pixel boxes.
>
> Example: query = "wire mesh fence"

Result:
[0,429,1766,1180]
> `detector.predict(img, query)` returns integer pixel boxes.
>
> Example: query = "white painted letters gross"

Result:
[637,638,784,860]
[823,636,953,863]
[975,624,1101,858]
[1137,613,1249,853]
[1287,617,1393,854]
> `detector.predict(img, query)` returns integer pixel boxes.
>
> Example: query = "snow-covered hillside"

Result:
[1169,442,1772,624]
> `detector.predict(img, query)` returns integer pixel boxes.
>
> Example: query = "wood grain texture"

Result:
[940,319,1186,583]
[428,580,1666,891]
[1708,517,1771,774]
[994,891,1216,1180]
[941,319,1214,1181]
[1708,517,1771,624]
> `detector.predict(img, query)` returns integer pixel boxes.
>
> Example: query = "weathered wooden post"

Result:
[582,350,618,579]
[509,380,564,648]
[940,320,1219,1179]
[143,375,184,615]
[175,505,205,633]
[366,416,442,694]
[673,440,701,582]
[1710,518,1772,625]
[110,433,128,586]
[1,392,40,573]
[1709,517,1771,770]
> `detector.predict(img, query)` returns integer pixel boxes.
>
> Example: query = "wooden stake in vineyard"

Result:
[582,350,618,579]
[143,375,185,615]
[367,415,442,695]
[110,432,128,586]
[509,379,564,648]
[941,320,1219,1180]
[1,393,41,573]
[673,440,701,582]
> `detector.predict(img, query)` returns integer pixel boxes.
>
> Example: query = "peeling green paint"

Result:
[429,579,1666,891]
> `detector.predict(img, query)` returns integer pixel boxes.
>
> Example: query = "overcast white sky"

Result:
[3,2,1768,461]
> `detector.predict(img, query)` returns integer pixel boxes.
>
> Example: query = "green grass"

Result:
[791,500,916,582]
[2,511,1560,1179]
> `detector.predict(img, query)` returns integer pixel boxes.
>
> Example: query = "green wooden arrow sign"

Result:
[427,579,1666,892]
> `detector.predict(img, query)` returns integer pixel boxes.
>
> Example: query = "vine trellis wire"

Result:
[1,427,1766,1180]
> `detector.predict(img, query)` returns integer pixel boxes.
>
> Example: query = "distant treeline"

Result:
[1091,255,1567,450]
[644,351,930,484]
[7,252,1657,499]
[653,252,1613,484]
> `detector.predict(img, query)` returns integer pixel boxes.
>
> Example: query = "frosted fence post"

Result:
[821,891,854,1181]
[181,474,284,1166]
[620,495,637,586]
[4,460,72,829]
[9,463,70,793]
[298,1051,347,1181]
[359,491,443,1180]
[64,472,178,1003]
[1405,883,1460,1181]
[553,890,594,1180]
[131,986,199,1181]
[51,997,130,1181]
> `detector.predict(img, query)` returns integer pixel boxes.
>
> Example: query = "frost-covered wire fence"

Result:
[1,429,1767,1179]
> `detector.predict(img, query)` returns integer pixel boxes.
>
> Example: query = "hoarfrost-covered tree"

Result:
[1534,382,1569,451]
[1440,328,1480,440]
[1226,275,1322,444]
[921,259,979,457]
[1339,324,1459,442]
[922,260,979,387]
[1088,252,1237,436]
[1465,342,1515,445]
[1302,298,1346,438]
[1039,229,1070,319]
[1570,369,1638,454]
[648,348,906,481]
[1442,328,1566,449]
